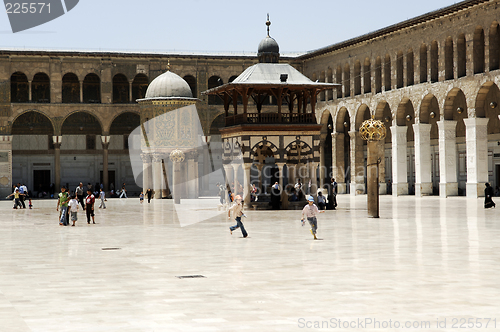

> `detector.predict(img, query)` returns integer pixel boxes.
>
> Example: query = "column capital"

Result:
[152,152,164,163]
[101,135,111,144]
[141,152,152,164]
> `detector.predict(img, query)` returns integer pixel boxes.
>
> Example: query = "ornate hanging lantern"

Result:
[359,118,387,142]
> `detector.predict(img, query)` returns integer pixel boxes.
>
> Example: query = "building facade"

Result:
[0,0,498,198]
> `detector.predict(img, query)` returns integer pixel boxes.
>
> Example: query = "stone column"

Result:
[310,163,317,197]
[437,120,458,197]
[80,80,83,103]
[391,126,408,196]
[141,153,152,192]
[349,131,364,195]
[378,140,387,194]
[223,164,234,202]
[52,136,62,191]
[332,132,346,194]
[242,163,252,205]
[202,142,210,194]
[255,164,263,194]
[101,135,110,192]
[0,135,13,197]
[464,117,489,198]
[319,141,325,187]
[169,150,186,204]
[28,80,32,102]
[187,155,196,199]
[367,140,380,217]
[152,153,163,199]
[413,123,432,196]
[232,163,240,195]
[129,82,133,103]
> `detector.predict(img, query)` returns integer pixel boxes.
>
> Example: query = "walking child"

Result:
[139,192,144,204]
[7,188,23,209]
[56,186,70,226]
[85,189,95,224]
[228,195,248,238]
[301,196,325,240]
[68,194,79,226]
[98,188,106,209]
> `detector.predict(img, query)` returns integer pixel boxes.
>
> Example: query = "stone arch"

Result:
[457,33,467,78]
[113,73,129,104]
[336,106,350,133]
[209,112,226,135]
[109,111,141,135]
[208,75,223,105]
[420,43,428,83]
[10,71,28,103]
[132,74,149,101]
[384,54,391,91]
[183,75,197,99]
[475,81,499,118]
[62,73,79,103]
[32,72,50,103]
[489,21,500,71]
[445,37,454,80]
[363,57,371,94]
[430,41,439,82]
[252,140,279,164]
[285,140,313,165]
[396,98,415,141]
[374,101,392,143]
[354,60,361,95]
[420,94,440,139]
[355,104,370,130]
[474,26,485,74]
[406,49,414,86]
[483,83,500,134]
[444,88,468,137]
[375,56,382,93]
[11,110,55,135]
[61,111,103,135]
[83,73,101,103]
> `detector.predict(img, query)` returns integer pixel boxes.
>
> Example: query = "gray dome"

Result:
[258,36,279,54]
[145,71,193,99]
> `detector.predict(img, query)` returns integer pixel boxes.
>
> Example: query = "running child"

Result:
[228,195,248,238]
[301,196,325,240]
[68,194,79,226]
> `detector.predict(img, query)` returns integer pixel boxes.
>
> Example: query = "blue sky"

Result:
[0,0,460,54]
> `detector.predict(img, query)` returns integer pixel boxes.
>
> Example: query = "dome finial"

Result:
[266,13,271,37]
[167,59,171,71]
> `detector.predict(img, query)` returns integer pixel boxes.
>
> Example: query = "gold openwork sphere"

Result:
[169,149,185,163]
[359,118,387,141]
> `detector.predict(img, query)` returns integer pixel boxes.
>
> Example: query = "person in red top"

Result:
[85,189,95,224]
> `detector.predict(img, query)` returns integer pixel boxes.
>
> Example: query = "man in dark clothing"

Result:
[146,188,153,203]
[327,178,337,210]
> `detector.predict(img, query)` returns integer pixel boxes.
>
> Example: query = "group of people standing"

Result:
[56,182,105,226]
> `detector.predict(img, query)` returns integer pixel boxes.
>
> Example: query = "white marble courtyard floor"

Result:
[1,195,499,332]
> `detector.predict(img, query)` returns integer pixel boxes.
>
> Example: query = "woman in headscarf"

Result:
[484,183,496,209]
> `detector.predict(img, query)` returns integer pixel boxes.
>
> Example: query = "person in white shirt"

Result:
[301,196,325,240]
[67,195,79,227]
[98,188,106,209]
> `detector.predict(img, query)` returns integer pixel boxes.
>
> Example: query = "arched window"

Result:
[375,57,382,93]
[457,34,467,78]
[384,54,391,91]
[431,41,439,82]
[474,26,485,74]
[62,73,79,103]
[396,51,404,88]
[445,37,454,80]
[489,22,500,71]
[10,72,28,103]
[113,74,129,103]
[132,74,148,102]
[208,76,223,105]
[354,60,361,95]
[336,65,342,98]
[183,75,197,98]
[406,49,414,86]
[363,58,371,94]
[343,63,350,97]
[32,73,50,103]
[83,73,101,103]
[420,44,428,83]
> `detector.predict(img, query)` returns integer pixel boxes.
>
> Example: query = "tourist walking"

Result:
[146,188,153,203]
[75,182,86,210]
[301,196,325,240]
[119,184,127,198]
[68,194,79,226]
[228,195,247,238]
[484,183,496,209]
[85,189,95,224]
[20,183,28,208]
[56,186,70,226]
[98,188,106,209]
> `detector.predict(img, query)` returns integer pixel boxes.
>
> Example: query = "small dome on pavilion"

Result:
[258,14,280,63]
[144,71,193,99]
